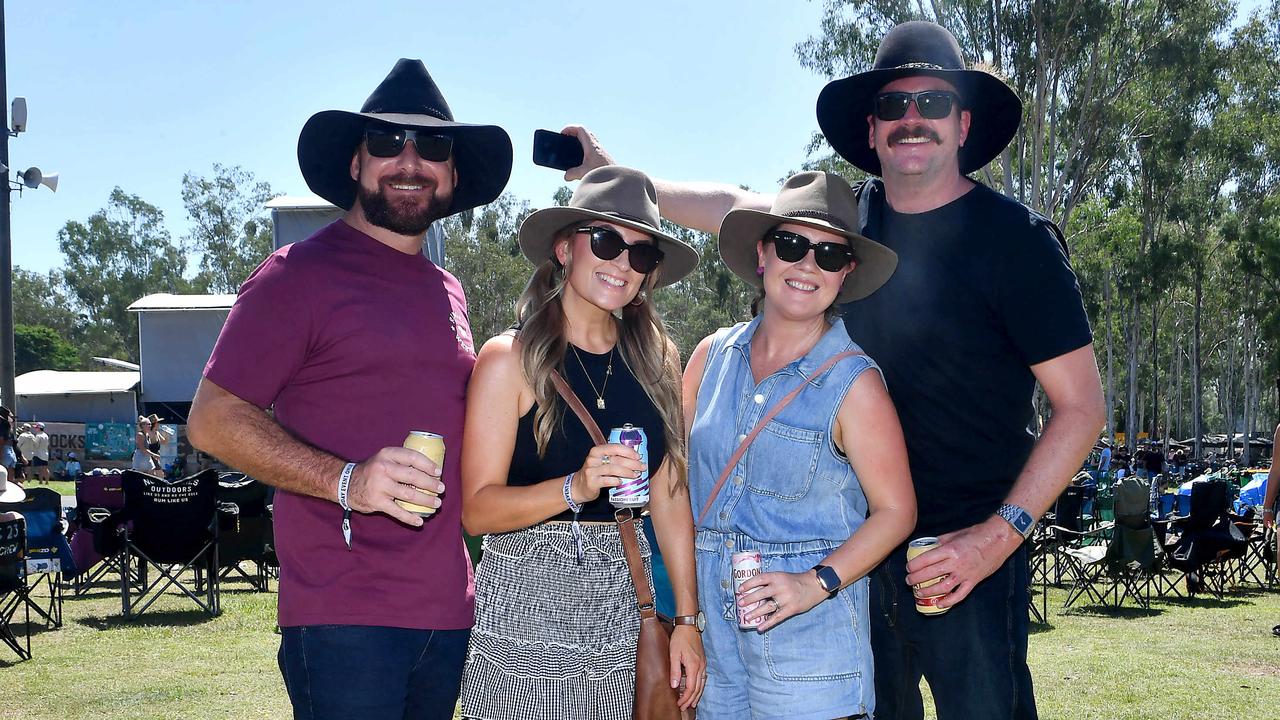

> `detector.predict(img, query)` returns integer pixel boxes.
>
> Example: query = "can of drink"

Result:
[397,431,444,516]
[607,424,650,508]
[906,537,948,615]
[732,550,766,630]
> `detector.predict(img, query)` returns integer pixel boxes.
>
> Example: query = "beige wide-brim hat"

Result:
[518,166,699,288]
[0,469,25,503]
[718,171,898,303]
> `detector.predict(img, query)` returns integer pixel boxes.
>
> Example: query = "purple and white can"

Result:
[607,424,650,509]
[732,550,765,630]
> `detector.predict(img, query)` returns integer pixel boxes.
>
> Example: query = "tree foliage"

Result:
[14,324,79,374]
[182,164,275,293]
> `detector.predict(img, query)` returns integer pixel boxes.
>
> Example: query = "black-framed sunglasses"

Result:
[363,126,454,161]
[873,90,960,121]
[576,226,665,274]
[766,229,855,272]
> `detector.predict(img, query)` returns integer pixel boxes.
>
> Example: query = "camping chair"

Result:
[215,472,273,591]
[68,471,140,596]
[1062,477,1163,609]
[1044,485,1111,588]
[1160,480,1245,599]
[0,517,32,660]
[0,487,74,628]
[119,469,221,618]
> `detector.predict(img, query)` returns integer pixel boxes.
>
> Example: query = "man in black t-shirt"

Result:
[568,20,1103,720]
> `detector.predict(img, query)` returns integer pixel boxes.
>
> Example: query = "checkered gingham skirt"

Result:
[460,520,652,720]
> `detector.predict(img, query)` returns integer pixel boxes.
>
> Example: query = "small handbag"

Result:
[550,370,689,720]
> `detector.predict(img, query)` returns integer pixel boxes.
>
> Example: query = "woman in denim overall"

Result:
[683,172,917,720]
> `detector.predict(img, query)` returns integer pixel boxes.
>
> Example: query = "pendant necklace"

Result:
[571,345,614,410]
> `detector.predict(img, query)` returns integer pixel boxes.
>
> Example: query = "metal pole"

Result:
[0,0,15,413]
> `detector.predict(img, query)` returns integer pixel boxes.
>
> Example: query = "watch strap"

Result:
[996,503,1035,540]
[812,564,840,598]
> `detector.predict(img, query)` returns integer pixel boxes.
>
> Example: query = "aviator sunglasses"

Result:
[873,90,960,121]
[576,226,665,274]
[766,229,855,272]
[363,126,454,162]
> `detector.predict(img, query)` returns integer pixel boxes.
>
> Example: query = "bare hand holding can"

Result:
[347,444,444,527]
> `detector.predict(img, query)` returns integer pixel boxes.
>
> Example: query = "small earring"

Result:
[630,290,648,307]
[756,265,765,276]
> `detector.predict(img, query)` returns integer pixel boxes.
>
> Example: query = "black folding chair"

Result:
[0,487,73,628]
[120,470,221,618]
[1062,478,1163,610]
[1160,480,1243,599]
[0,517,32,660]
[215,472,274,591]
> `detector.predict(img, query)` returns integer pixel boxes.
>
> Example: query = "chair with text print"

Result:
[0,516,32,660]
[0,487,74,628]
[119,469,221,618]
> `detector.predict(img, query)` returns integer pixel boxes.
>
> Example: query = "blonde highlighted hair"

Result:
[514,229,688,492]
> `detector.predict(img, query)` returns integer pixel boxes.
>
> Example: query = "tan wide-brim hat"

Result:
[518,166,699,287]
[718,171,897,303]
[0,468,25,503]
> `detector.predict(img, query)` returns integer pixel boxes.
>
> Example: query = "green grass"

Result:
[13,479,76,498]
[2,572,1278,719]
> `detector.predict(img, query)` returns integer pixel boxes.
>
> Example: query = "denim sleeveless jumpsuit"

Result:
[689,316,879,720]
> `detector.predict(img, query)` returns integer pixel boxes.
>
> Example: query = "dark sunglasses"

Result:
[873,90,960,121]
[576,226,664,274]
[766,229,855,272]
[363,126,453,162]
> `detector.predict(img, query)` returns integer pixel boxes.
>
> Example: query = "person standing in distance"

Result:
[188,59,513,720]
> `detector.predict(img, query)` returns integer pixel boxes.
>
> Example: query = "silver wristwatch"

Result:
[996,503,1036,541]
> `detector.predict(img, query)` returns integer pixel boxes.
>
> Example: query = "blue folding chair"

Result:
[0,487,75,628]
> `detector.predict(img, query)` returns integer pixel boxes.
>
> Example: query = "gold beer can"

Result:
[397,431,444,516]
[906,537,949,615]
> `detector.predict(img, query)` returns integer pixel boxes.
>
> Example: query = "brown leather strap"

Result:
[550,369,657,617]
[696,350,864,528]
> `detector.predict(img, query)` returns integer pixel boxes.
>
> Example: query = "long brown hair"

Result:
[515,228,688,492]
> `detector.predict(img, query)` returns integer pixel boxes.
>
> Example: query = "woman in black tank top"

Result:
[457,167,706,719]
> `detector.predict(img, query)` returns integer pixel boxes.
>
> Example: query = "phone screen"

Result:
[532,130,585,171]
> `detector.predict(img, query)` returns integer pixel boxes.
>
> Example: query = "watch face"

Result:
[696,611,706,632]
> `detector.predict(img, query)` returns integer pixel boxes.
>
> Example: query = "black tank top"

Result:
[147,440,161,453]
[507,344,669,522]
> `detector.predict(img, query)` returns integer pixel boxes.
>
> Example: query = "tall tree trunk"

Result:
[1193,264,1203,459]
[1105,267,1115,440]
[1150,301,1159,440]
[1127,301,1140,452]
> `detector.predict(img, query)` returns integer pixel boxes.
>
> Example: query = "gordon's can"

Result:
[397,431,444,516]
[732,550,766,630]
[607,424,650,508]
[906,537,948,615]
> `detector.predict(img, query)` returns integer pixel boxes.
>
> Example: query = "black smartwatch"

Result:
[812,564,841,598]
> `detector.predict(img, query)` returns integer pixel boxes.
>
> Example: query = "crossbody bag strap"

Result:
[695,350,864,528]
[549,369,657,617]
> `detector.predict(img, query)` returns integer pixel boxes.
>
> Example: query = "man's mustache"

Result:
[887,126,941,144]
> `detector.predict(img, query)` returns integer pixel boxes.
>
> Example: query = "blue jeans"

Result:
[278,625,469,720]
[869,545,1036,720]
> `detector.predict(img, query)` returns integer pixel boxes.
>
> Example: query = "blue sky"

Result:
[6,1,828,275]
[8,0,1268,278]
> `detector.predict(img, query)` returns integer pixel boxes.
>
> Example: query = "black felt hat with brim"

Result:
[518,166,699,288]
[816,21,1022,176]
[298,59,513,215]
[718,172,897,303]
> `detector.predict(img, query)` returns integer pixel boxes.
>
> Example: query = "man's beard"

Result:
[357,174,453,236]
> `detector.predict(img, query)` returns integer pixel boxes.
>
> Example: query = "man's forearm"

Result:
[1005,405,1106,522]
[651,179,772,234]
[188,382,343,503]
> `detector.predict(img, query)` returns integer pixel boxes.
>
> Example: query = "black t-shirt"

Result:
[507,344,669,522]
[842,179,1092,536]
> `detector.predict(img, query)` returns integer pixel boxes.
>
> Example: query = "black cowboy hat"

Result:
[816,21,1022,176]
[298,59,513,215]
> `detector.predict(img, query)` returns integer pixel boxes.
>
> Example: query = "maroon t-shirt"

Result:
[204,220,476,629]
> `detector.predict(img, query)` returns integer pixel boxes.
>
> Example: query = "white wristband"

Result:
[337,462,356,511]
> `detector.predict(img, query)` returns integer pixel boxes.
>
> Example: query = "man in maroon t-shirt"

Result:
[188,59,511,720]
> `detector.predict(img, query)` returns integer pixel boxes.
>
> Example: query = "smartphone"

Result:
[532,129,585,171]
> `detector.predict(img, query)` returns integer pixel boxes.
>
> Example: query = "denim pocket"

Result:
[760,555,861,681]
[746,420,823,501]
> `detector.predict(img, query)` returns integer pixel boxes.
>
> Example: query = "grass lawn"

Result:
[2,570,1278,719]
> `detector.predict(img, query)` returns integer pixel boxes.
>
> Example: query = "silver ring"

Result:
[769,598,781,614]
[601,454,611,466]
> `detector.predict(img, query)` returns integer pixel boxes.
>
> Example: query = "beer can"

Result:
[397,431,444,516]
[732,550,766,630]
[607,424,650,508]
[906,537,948,615]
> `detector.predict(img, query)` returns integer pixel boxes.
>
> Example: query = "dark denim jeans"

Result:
[278,625,469,720]
[869,544,1036,720]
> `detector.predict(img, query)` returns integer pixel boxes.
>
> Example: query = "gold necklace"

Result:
[571,345,614,410]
